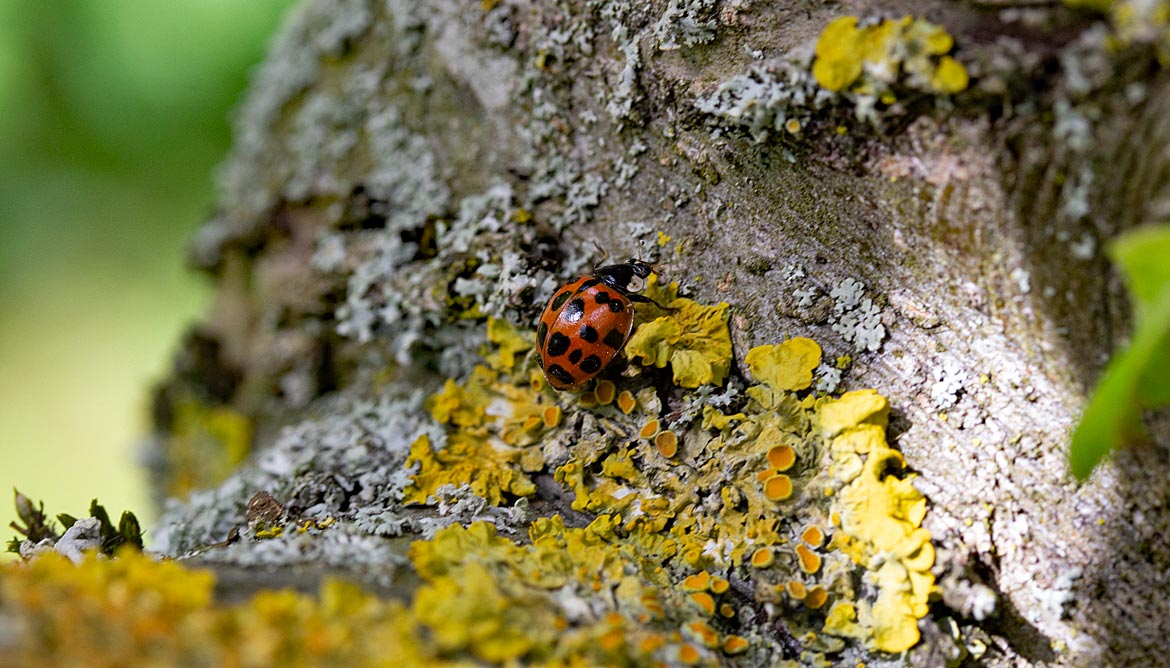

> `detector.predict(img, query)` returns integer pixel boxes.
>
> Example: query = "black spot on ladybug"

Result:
[551,290,573,310]
[594,291,611,304]
[547,332,571,357]
[568,349,583,364]
[579,354,602,374]
[564,298,586,323]
[602,329,626,350]
[537,322,549,346]
[580,278,600,291]
[536,353,545,369]
[607,300,623,313]
[579,325,599,343]
[547,364,574,386]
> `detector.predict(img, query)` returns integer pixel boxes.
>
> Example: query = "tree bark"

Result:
[146,1,1170,666]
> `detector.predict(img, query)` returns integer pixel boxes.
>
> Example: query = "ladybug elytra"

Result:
[536,259,658,391]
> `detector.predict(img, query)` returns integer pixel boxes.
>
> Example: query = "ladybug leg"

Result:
[628,293,675,311]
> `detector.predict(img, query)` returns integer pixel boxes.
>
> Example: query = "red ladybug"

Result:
[536,259,657,390]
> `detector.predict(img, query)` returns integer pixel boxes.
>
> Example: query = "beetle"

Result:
[535,259,660,391]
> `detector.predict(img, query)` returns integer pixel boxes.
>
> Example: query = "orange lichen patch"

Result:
[522,415,544,432]
[617,390,637,414]
[529,371,546,392]
[655,430,679,458]
[767,444,796,471]
[795,544,822,574]
[595,380,617,405]
[684,621,721,649]
[763,474,794,501]
[639,418,661,439]
[680,571,711,592]
[688,592,717,616]
[709,577,729,595]
[750,547,774,568]
[721,635,750,655]
[579,391,598,408]
[785,581,808,600]
[756,469,777,483]
[641,593,665,622]
[640,635,667,655]
[719,603,736,619]
[801,525,826,548]
[678,643,702,665]
[804,585,829,610]
[542,405,562,429]
[599,628,625,652]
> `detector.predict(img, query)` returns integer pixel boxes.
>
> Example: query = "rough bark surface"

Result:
[144,1,1170,666]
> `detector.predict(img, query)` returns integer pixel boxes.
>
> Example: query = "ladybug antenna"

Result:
[589,240,610,269]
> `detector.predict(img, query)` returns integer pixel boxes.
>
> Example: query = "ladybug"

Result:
[536,259,659,391]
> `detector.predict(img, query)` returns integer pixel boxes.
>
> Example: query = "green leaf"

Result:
[57,513,78,531]
[1110,226,1170,405]
[1070,283,1170,478]
[1110,225,1170,323]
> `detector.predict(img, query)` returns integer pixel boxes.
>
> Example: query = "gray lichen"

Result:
[695,55,835,143]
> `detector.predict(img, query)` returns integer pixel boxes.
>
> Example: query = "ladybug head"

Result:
[594,258,654,294]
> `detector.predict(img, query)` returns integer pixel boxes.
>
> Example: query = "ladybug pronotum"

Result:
[536,259,657,391]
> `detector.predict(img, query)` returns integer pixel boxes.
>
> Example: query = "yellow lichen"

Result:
[594,380,617,405]
[804,585,829,610]
[721,634,750,655]
[719,603,736,618]
[795,544,822,574]
[684,621,721,649]
[823,601,862,639]
[709,576,729,595]
[745,338,822,392]
[767,444,797,471]
[1,550,431,666]
[655,430,679,458]
[486,316,532,372]
[763,474,794,501]
[801,524,826,548]
[819,390,935,653]
[542,405,562,428]
[678,643,702,665]
[688,591,717,616]
[413,560,555,662]
[681,571,711,592]
[750,547,775,568]
[640,418,661,439]
[812,15,969,98]
[404,433,535,505]
[624,276,732,388]
[617,390,637,414]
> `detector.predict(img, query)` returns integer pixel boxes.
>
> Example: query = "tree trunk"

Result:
[145,1,1170,666]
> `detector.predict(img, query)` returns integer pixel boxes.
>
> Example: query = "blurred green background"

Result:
[0,0,296,557]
